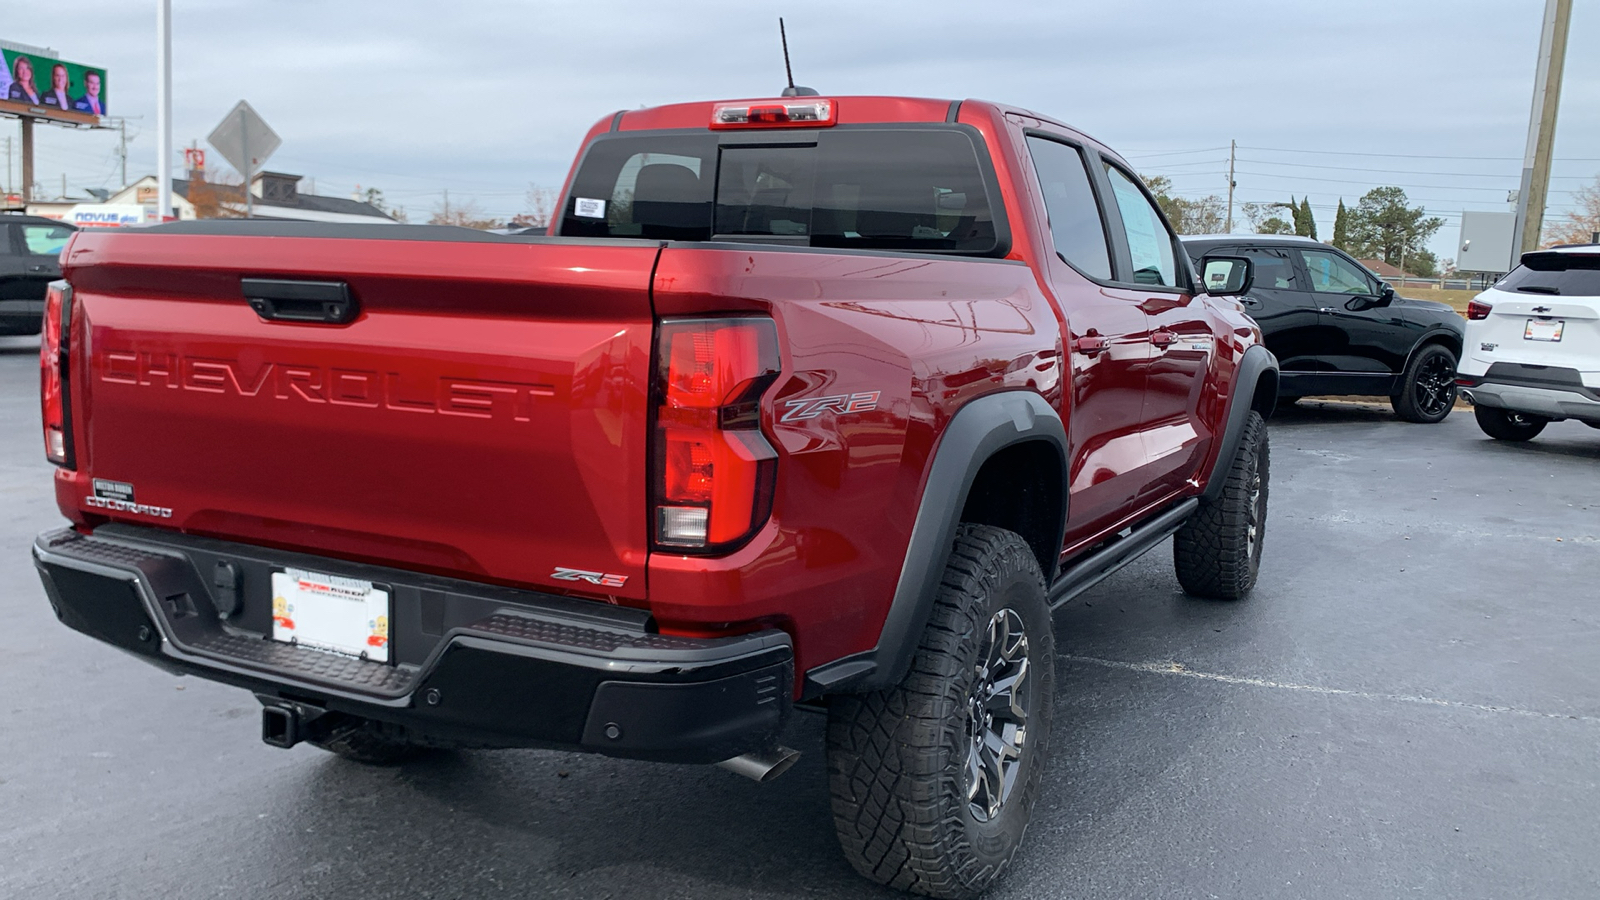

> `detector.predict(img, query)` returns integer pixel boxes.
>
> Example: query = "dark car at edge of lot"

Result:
[0,214,77,336]
[1182,233,1464,423]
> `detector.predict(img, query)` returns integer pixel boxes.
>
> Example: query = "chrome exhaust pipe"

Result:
[715,745,801,783]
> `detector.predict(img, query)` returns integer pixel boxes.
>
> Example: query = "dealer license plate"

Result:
[1524,318,1564,342]
[270,568,391,663]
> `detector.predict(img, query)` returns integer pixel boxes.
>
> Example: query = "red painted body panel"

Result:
[61,234,660,601]
[49,96,1262,687]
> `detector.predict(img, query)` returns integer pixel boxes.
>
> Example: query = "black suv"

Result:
[0,214,76,335]
[1183,234,1464,423]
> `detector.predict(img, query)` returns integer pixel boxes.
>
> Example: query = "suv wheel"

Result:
[1391,344,1458,423]
[1474,406,1548,442]
[827,524,1054,899]
[1174,410,1268,599]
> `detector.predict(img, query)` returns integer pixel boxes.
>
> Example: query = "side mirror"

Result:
[1200,256,1254,296]
[1377,282,1396,304]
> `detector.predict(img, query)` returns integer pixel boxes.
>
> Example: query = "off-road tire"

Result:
[309,717,433,765]
[1391,344,1458,423]
[1174,410,1268,599]
[826,524,1055,899]
[1474,406,1548,442]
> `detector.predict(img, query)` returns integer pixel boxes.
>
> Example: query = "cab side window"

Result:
[1300,249,1374,295]
[1025,137,1111,280]
[1102,164,1177,288]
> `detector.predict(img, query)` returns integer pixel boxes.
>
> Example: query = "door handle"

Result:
[241,278,358,324]
[1073,335,1108,356]
[1239,297,1261,307]
[27,264,51,273]
[1150,330,1177,348]
[1318,307,1335,313]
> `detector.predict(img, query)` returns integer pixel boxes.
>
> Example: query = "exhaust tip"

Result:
[715,745,801,783]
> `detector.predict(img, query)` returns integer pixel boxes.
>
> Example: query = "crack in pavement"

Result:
[1061,654,1600,724]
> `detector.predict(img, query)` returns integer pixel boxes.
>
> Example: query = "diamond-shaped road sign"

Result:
[206,100,281,179]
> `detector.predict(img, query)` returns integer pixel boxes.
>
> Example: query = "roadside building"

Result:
[24,171,396,225]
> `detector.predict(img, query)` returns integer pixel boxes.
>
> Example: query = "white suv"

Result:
[1457,244,1600,441]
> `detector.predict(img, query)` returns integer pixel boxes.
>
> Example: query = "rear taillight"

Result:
[652,318,780,551]
[1466,298,1493,320]
[40,280,75,468]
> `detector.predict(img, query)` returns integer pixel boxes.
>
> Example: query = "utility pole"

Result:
[1225,139,1236,232]
[443,188,450,220]
[118,119,128,188]
[3,135,10,195]
[1513,0,1572,255]
[20,117,33,203]
[157,0,173,220]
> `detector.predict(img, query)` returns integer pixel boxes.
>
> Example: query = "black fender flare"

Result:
[1398,326,1465,378]
[803,391,1068,696]
[1203,344,1278,503]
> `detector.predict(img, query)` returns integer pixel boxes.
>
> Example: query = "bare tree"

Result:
[1543,174,1600,246]
[428,198,500,230]
[187,169,247,219]
[512,183,559,228]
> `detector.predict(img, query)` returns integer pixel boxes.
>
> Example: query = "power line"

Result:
[1239,144,1600,163]
[1235,157,1590,179]
[1122,146,1229,159]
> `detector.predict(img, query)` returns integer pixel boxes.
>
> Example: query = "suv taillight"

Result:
[652,318,780,551]
[1466,298,1493,320]
[40,280,75,468]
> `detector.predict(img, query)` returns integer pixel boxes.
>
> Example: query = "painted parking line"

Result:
[1062,655,1600,724]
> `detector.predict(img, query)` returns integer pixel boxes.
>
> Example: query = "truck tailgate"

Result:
[63,230,659,600]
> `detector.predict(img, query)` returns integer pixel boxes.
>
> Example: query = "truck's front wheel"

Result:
[1174,410,1269,599]
[827,524,1054,899]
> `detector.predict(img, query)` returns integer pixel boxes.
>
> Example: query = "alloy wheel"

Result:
[967,608,1032,823]
[1413,354,1457,418]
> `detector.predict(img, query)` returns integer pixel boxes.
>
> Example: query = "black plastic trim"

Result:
[609,110,625,132]
[241,278,358,325]
[1048,499,1198,607]
[1477,363,1600,402]
[945,100,962,123]
[33,527,792,763]
[807,391,1068,695]
[1203,344,1278,503]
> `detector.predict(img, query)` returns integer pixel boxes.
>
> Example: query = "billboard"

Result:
[0,46,107,125]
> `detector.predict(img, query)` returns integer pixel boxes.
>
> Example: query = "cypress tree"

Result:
[1332,199,1349,250]
[1300,197,1318,240]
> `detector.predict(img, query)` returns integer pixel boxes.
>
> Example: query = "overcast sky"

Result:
[6,0,1598,259]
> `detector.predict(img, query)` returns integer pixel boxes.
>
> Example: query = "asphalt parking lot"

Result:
[3,331,1598,900]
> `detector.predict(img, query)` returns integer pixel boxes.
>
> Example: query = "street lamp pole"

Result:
[156,0,172,220]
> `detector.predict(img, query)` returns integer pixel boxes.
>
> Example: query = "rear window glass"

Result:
[1495,253,1600,297]
[559,129,1002,255]
[20,224,74,257]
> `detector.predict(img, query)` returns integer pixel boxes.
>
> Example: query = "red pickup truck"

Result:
[35,94,1276,897]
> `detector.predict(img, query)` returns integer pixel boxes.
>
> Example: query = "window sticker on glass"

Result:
[574,197,607,219]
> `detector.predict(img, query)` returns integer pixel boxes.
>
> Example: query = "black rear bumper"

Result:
[33,526,792,764]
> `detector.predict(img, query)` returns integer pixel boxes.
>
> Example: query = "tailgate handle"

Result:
[241,278,358,324]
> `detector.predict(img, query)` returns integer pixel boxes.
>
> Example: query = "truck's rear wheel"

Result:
[827,524,1054,899]
[308,717,434,765]
[1474,406,1548,441]
[1174,410,1269,599]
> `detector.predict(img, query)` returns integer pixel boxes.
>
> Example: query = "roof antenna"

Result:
[779,18,819,97]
